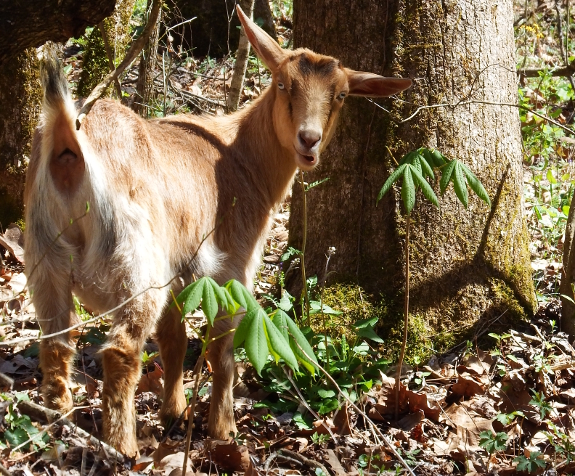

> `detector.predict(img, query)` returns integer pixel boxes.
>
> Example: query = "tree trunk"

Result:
[288,0,536,353]
[0,0,116,67]
[133,0,162,117]
[77,0,137,98]
[0,49,42,228]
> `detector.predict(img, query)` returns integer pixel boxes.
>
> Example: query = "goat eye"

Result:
[338,91,347,99]
[278,82,285,90]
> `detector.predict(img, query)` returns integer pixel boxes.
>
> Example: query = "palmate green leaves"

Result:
[378,147,491,214]
[177,276,233,324]
[176,277,317,376]
[440,159,491,208]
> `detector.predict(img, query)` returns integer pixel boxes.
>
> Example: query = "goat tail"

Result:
[36,45,85,196]
[40,46,70,113]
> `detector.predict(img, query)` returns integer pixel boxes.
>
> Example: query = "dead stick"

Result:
[277,449,330,476]
[76,0,162,129]
[18,400,124,463]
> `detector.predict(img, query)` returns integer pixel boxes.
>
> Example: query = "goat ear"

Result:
[236,5,285,72]
[345,69,412,97]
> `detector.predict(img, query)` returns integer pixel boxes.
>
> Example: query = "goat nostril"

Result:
[298,130,322,149]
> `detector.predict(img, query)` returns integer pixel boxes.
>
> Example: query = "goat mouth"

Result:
[294,148,318,169]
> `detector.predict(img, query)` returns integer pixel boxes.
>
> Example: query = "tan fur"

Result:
[24,7,411,456]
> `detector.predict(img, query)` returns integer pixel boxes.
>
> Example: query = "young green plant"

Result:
[175,276,317,475]
[377,147,490,419]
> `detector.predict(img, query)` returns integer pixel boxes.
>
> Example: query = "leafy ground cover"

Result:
[1,0,575,474]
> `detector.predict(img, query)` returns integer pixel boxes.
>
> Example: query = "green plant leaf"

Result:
[398,150,419,165]
[309,301,342,315]
[546,169,557,184]
[180,278,206,316]
[204,277,234,313]
[411,167,439,208]
[422,148,446,167]
[201,278,219,324]
[353,317,384,343]
[318,398,340,415]
[244,308,269,375]
[4,427,28,447]
[293,412,313,430]
[225,279,259,311]
[460,163,491,206]
[401,165,416,214]
[377,163,407,203]
[452,161,468,207]
[278,292,293,312]
[233,308,255,348]
[318,389,336,398]
[357,326,384,344]
[354,317,378,329]
[271,309,290,342]
[440,159,457,194]
[285,314,318,374]
[264,314,299,371]
[410,154,423,177]
[418,150,435,180]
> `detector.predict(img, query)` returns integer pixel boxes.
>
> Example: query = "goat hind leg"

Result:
[34,273,78,417]
[101,293,162,457]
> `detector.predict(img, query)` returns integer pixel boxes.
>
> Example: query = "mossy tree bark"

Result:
[0,0,116,67]
[0,49,42,228]
[288,0,536,351]
[133,0,162,117]
[77,0,137,98]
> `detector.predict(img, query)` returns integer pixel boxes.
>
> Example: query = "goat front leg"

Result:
[101,291,162,457]
[156,307,188,427]
[206,315,239,439]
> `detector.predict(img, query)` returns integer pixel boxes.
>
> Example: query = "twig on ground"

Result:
[277,448,330,476]
[293,342,416,476]
[16,401,125,463]
[278,368,338,443]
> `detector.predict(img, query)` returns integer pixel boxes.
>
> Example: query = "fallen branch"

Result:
[277,449,330,476]
[76,0,162,129]
[17,400,125,462]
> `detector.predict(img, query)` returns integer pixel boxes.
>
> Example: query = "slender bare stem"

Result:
[299,171,310,325]
[395,214,410,420]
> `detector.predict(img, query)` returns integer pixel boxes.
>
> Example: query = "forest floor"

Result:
[1,1,575,475]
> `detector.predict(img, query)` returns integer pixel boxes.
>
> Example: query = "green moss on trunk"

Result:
[0,48,41,227]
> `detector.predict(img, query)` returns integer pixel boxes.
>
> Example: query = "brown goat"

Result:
[24,7,411,457]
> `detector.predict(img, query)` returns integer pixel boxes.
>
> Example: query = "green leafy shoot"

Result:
[514,452,546,473]
[479,431,508,454]
[440,159,491,208]
[353,317,384,343]
[176,277,317,376]
[176,276,234,325]
[378,149,440,214]
[379,148,490,213]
